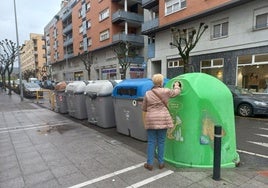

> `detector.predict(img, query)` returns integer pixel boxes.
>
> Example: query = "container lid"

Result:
[65,81,88,93]
[85,80,122,96]
[112,78,154,99]
[55,81,67,91]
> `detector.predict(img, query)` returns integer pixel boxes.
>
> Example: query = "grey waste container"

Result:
[112,78,155,141]
[66,81,89,119]
[84,80,121,128]
[54,81,68,113]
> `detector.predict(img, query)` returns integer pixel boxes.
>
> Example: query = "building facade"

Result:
[44,0,145,82]
[142,0,268,92]
[20,33,46,80]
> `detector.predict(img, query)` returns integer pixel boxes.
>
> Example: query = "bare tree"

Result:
[0,39,20,95]
[0,58,7,91]
[113,41,137,79]
[22,69,35,82]
[170,22,208,73]
[38,65,49,81]
[78,51,93,80]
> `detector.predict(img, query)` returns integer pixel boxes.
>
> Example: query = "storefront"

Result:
[237,53,268,93]
[101,68,117,80]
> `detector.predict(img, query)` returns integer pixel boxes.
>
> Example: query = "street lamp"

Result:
[13,0,23,101]
[63,34,68,81]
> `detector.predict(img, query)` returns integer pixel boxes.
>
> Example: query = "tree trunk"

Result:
[8,74,11,95]
[183,58,189,73]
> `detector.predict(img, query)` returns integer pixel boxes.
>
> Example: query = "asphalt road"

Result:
[235,116,268,169]
[35,92,268,171]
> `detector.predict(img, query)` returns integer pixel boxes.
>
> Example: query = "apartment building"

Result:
[20,33,46,80]
[142,0,268,92]
[44,0,145,82]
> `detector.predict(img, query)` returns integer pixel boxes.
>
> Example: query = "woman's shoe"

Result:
[159,163,165,169]
[144,163,153,171]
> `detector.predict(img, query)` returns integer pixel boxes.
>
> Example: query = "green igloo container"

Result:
[164,73,240,168]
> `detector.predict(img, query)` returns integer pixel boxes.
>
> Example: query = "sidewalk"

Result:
[0,90,267,188]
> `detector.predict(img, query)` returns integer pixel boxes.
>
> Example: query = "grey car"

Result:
[227,85,268,117]
[23,83,43,98]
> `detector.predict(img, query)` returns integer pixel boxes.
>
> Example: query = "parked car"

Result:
[227,85,268,117]
[13,79,27,94]
[42,80,55,90]
[22,82,43,98]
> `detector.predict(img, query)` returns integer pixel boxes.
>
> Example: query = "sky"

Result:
[0,0,62,45]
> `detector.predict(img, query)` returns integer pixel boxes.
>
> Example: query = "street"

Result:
[36,92,268,172]
[235,116,268,169]
[1,91,267,188]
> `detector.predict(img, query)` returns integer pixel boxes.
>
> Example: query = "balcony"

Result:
[63,37,73,47]
[112,10,143,27]
[142,0,158,9]
[112,0,142,4]
[141,18,159,34]
[64,53,74,60]
[63,24,72,34]
[112,33,144,46]
[62,9,72,22]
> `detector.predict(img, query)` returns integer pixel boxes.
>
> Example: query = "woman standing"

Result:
[142,74,181,171]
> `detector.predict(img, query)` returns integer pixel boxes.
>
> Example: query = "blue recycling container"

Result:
[112,78,168,141]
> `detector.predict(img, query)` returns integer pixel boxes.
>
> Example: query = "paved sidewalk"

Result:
[0,90,267,188]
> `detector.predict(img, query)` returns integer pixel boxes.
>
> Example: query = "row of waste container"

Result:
[54,73,240,168]
[54,78,155,141]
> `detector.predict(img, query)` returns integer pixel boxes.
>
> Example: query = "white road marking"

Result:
[68,163,144,188]
[255,134,268,138]
[237,149,268,159]
[260,128,268,131]
[126,170,174,188]
[247,141,268,148]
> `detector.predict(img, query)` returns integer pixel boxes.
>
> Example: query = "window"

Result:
[254,7,268,30]
[86,20,91,29]
[256,13,268,29]
[165,0,186,15]
[79,25,83,33]
[99,8,109,21]
[86,2,90,11]
[168,59,184,68]
[87,38,92,46]
[79,41,83,49]
[100,30,109,41]
[238,53,268,65]
[212,21,228,39]
[200,59,224,80]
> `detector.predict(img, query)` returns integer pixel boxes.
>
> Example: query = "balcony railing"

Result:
[112,0,142,3]
[112,10,143,27]
[62,9,72,22]
[112,33,144,46]
[142,0,158,9]
[63,24,72,34]
[63,37,73,47]
[64,53,74,59]
[141,18,159,33]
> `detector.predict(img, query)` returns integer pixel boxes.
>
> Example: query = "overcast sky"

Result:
[0,0,62,45]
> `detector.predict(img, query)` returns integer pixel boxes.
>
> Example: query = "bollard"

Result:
[213,125,222,181]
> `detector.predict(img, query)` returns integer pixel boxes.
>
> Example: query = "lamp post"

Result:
[63,34,68,81]
[13,0,23,101]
